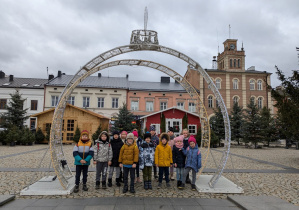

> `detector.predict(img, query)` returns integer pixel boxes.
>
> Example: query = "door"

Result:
[166,119,182,136]
[62,119,76,143]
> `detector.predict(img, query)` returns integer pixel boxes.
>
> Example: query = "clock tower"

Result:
[217,39,245,72]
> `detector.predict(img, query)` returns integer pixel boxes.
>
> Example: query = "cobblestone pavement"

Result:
[0,144,298,206]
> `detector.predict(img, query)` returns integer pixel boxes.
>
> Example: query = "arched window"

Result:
[233,96,239,105]
[257,80,262,90]
[230,59,232,68]
[250,79,255,90]
[258,97,263,109]
[238,59,240,68]
[208,96,213,108]
[234,59,236,67]
[216,78,221,89]
[233,79,239,89]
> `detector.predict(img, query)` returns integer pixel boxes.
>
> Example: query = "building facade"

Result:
[0,71,48,128]
[185,39,273,117]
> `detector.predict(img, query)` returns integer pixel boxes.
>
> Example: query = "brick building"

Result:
[185,39,273,117]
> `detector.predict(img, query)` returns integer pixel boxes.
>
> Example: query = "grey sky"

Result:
[1,0,298,87]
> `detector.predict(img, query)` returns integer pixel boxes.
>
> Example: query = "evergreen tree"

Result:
[230,102,244,145]
[21,128,35,144]
[73,126,81,143]
[160,113,166,133]
[5,125,20,145]
[196,125,201,145]
[112,104,136,132]
[92,124,102,142]
[242,98,261,148]
[210,106,225,146]
[182,114,188,130]
[45,126,50,142]
[259,107,278,146]
[35,127,45,143]
[268,66,299,141]
[1,91,28,129]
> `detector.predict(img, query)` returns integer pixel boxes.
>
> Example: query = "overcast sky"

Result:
[1,0,298,87]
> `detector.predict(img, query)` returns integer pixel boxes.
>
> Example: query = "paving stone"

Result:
[195,198,237,206]
[144,204,174,210]
[116,197,144,205]
[30,198,64,207]
[84,205,115,210]
[114,204,145,210]
[174,205,203,210]
[169,197,199,206]
[0,194,15,206]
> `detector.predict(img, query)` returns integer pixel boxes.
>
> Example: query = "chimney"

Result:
[126,74,129,79]
[48,74,54,80]
[58,70,62,77]
[98,73,102,77]
[161,76,170,83]
[9,75,14,82]
[0,71,5,79]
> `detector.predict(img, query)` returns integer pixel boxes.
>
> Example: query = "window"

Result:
[30,118,36,129]
[83,97,90,108]
[233,96,239,105]
[67,120,75,131]
[233,79,238,89]
[131,101,139,110]
[189,102,195,112]
[250,79,255,90]
[66,133,74,141]
[146,101,153,111]
[177,102,184,110]
[258,97,263,109]
[112,98,119,109]
[208,96,213,108]
[188,125,197,135]
[44,123,51,132]
[67,96,75,105]
[51,96,59,107]
[160,102,167,110]
[0,99,7,109]
[234,59,236,67]
[257,80,262,90]
[31,100,38,110]
[216,78,221,89]
[238,59,240,68]
[230,59,232,67]
[98,97,104,108]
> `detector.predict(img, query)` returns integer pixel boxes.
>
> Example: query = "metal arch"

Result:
[50,44,231,189]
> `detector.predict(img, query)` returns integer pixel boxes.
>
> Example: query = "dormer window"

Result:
[21,84,29,86]
[3,83,10,86]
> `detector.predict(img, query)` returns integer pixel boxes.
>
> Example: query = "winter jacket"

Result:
[73,140,94,165]
[172,145,186,168]
[183,137,190,149]
[139,141,155,169]
[93,139,113,162]
[119,142,139,165]
[154,133,173,167]
[151,134,159,148]
[183,144,202,172]
[110,137,124,167]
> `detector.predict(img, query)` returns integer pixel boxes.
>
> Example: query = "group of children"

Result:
[72,126,201,193]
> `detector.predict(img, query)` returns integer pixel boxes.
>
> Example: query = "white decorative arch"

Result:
[50,44,231,190]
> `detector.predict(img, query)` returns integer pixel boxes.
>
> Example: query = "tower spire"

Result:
[144,7,148,31]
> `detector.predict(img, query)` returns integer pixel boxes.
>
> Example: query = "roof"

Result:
[129,81,186,92]
[31,104,110,120]
[204,69,272,75]
[47,75,187,92]
[0,77,48,89]
[47,75,129,89]
[140,106,199,119]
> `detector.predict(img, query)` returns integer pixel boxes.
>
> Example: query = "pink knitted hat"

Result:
[132,131,138,137]
[188,135,196,145]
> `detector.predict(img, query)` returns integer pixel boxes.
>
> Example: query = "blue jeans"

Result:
[158,167,169,183]
[176,167,184,181]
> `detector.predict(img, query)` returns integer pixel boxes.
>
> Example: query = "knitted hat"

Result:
[188,135,197,145]
[174,135,184,143]
[168,127,174,132]
[144,132,151,140]
[112,130,119,136]
[126,133,134,140]
[132,131,138,137]
[80,130,89,142]
[149,125,155,131]
[120,131,127,135]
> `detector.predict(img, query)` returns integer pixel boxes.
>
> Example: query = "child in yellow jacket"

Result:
[154,133,173,188]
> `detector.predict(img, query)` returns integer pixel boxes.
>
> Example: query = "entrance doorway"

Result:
[62,119,76,143]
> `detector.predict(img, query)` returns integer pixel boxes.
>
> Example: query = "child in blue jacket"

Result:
[180,135,201,191]
[73,130,94,193]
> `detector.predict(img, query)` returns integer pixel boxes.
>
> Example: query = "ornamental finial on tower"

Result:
[130,7,159,45]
